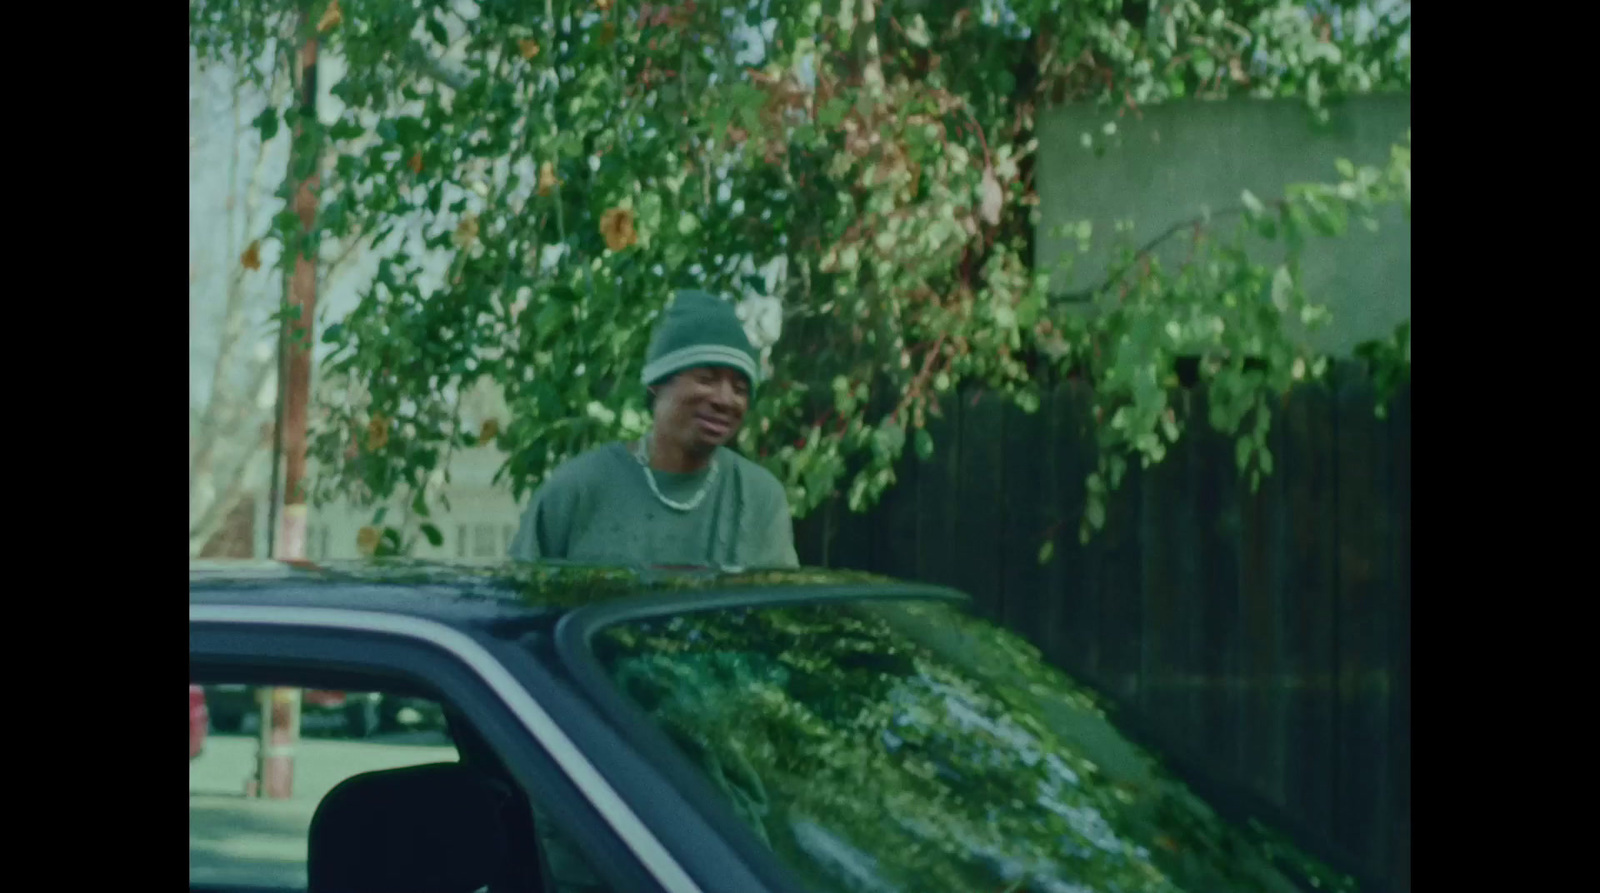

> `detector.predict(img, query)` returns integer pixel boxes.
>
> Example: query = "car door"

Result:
[189,602,697,893]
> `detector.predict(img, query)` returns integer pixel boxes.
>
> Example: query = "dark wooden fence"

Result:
[794,365,1410,892]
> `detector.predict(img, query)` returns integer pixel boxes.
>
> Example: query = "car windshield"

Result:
[583,597,1357,893]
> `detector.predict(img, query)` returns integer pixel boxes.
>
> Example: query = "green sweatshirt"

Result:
[509,441,798,569]
[508,441,797,891]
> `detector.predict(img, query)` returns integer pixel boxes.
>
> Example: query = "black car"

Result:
[190,559,1364,893]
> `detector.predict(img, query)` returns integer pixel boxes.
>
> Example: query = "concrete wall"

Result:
[1035,94,1411,355]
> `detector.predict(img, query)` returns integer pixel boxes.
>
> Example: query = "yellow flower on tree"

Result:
[240,240,262,271]
[356,526,380,556]
[538,161,559,197]
[454,215,480,249]
[367,415,390,451]
[599,207,637,252]
[317,0,343,34]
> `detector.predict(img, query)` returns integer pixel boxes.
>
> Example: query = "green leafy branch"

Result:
[189,0,1411,555]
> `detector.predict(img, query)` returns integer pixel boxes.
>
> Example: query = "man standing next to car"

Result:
[510,287,798,571]
[508,288,796,893]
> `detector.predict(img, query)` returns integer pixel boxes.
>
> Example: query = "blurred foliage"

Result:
[593,598,1359,892]
[1353,319,1409,419]
[189,0,1411,546]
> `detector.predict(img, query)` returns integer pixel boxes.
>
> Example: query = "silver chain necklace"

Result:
[635,435,719,512]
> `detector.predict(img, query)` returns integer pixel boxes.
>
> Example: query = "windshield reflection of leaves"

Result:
[597,603,1353,893]
[600,607,1178,892]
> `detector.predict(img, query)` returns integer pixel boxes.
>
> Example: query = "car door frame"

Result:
[191,602,715,893]
[471,623,781,893]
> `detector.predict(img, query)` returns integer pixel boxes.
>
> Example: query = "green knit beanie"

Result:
[641,289,761,388]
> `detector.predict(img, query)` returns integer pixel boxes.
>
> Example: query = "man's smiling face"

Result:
[653,365,750,455]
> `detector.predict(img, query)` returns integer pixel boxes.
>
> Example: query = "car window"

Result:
[587,599,1358,893]
[189,685,457,889]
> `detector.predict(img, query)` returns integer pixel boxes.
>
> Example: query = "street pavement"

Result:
[189,730,457,888]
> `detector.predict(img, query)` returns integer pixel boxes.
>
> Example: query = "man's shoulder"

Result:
[721,448,786,499]
[538,443,629,494]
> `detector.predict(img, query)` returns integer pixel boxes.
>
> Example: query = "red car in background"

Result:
[189,685,208,759]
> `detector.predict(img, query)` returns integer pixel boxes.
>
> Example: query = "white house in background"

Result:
[268,376,529,562]
[297,452,527,561]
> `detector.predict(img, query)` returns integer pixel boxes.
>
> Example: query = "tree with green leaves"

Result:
[189,0,1410,550]
[189,44,370,556]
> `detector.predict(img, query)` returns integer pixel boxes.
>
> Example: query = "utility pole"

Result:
[254,6,320,801]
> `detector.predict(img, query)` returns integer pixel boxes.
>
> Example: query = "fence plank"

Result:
[1097,457,1145,703]
[1279,378,1340,834]
[1139,410,1189,728]
[832,490,874,571]
[882,422,922,579]
[793,500,825,567]
[1171,395,1208,744]
[1000,396,1049,643]
[1389,382,1412,893]
[1045,383,1096,675]
[953,391,1006,617]
[1237,403,1284,804]
[915,395,964,589]
[1192,389,1245,779]
[1333,364,1393,876]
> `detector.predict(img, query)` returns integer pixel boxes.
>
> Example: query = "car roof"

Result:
[189,559,950,633]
